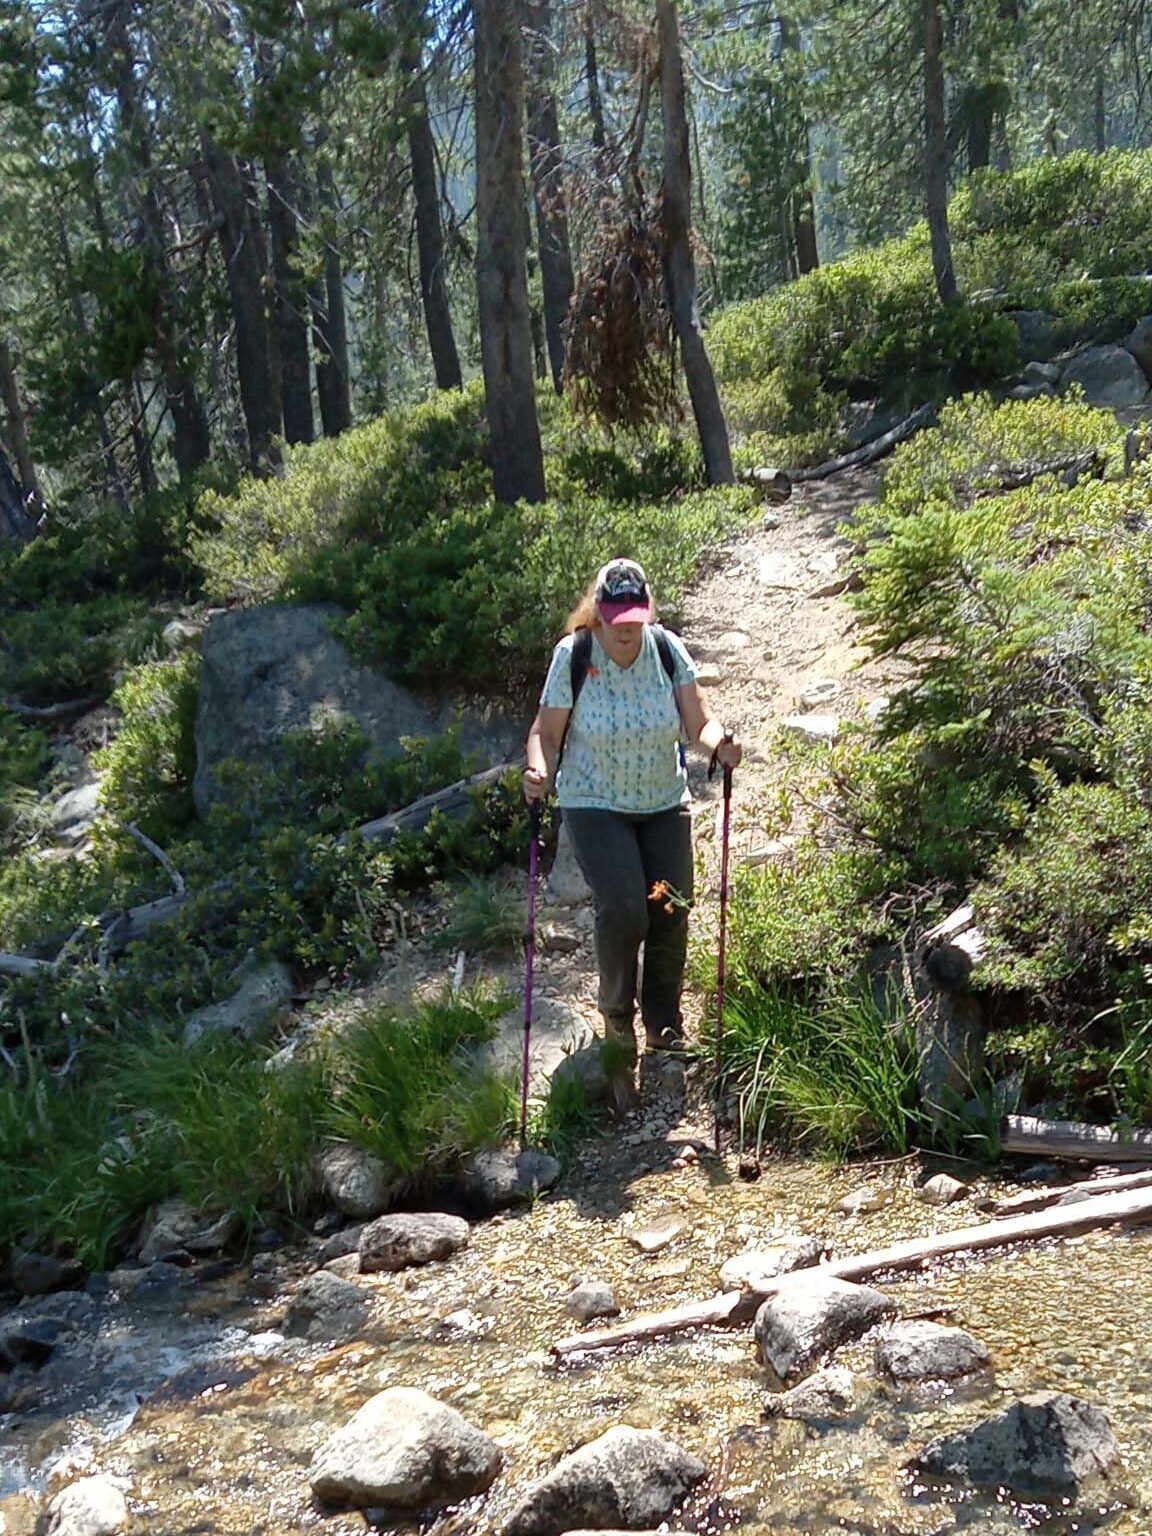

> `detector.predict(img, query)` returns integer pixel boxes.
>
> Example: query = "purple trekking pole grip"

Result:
[520,799,543,1148]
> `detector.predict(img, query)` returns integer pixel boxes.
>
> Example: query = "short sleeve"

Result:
[665,630,697,686]
[539,635,575,709]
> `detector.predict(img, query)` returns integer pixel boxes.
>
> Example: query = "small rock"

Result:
[324,1253,362,1280]
[909,1391,1118,1494]
[719,1235,824,1291]
[1022,360,1061,387]
[797,680,842,712]
[284,1270,371,1341]
[45,1475,128,1536]
[757,554,807,590]
[755,1274,897,1382]
[761,509,781,530]
[1126,314,1152,381]
[547,822,592,906]
[739,840,794,868]
[0,1317,69,1368]
[310,1386,502,1510]
[433,1309,493,1339]
[315,1223,366,1265]
[865,697,890,725]
[359,1212,470,1273]
[763,1365,856,1420]
[916,1173,968,1206]
[566,1282,620,1323]
[837,1185,893,1216]
[694,663,723,687]
[780,714,839,745]
[875,1319,990,1381]
[1007,380,1055,400]
[137,1201,240,1265]
[182,958,294,1048]
[161,617,202,652]
[552,1044,617,1107]
[502,1426,706,1536]
[1061,344,1151,408]
[317,1144,403,1220]
[628,1215,685,1253]
[639,1052,687,1099]
[107,1261,188,1298]
[542,928,582,954]
[10,1250,84,1297]
[50,781,102,841]
[460,1148,561,1213]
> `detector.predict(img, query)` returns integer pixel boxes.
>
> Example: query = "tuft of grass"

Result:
[433,873,526,957]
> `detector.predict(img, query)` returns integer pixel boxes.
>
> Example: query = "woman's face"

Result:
[596,616,645,662]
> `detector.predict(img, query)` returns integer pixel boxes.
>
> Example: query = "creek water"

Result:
[2,1140,1151,1536]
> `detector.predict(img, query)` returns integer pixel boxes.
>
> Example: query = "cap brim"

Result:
[598,600,653,625]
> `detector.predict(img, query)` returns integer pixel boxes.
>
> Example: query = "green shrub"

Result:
[433,873,526,956]
[323,989,516,1182]
[0,596,160,706]
[96,653,201,841]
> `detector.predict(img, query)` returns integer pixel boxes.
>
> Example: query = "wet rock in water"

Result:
[359,1212,470,1273]
[909,1391,1119,1494]
[566,1281,620,1323]
[137,1200,241,1264]
[754,1275,897,1382]
[875,1320,990,1382]
[915,1173,968,1206]
[45,1475,128,1536]
[284,1270,372,1341]
[317,1143,403,1219]
[310,1386,502,1510]
[0,1316,69,1368]
[460,1148,561,1213]
[503,1426,706,1536]
[315,1223,366,1265]
[763,1365,857,1420]
[719,1235,824,1291]
[106,1261,189,1299]
[17,1291,96,1330]
[10,1250,84,1297]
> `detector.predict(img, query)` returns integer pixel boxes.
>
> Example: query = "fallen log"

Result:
[742,465,793,503]
[791,402,937,484]
[973,449,1104,498]
[0,951,53,978]
[1,696,101,721]
[355,761,519,846]
[993,1166,1152,1218]
[1000,1114,1152,1163]
[549,1184,1152,1360]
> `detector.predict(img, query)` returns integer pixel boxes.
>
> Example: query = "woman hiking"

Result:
[523,558,742,1062]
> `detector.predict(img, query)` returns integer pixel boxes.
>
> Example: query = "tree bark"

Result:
[0,332,42,516]
[584,6,607,154]
[202,132,282,471]
[656,0,733,485]
[525,0,575,393]
[1094,66,1106,153]
[311,159,353,437]
[923,0,958,304]
[403,32,463,390]
[105,0,210,477]
[966,86,995,172]
[265,152,315,444]
[474,0,547,504]
[780,17,818,274]
[126,377,158,497]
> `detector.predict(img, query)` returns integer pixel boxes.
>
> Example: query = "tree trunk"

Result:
[923,0,958,303]
[202,132,282,471]
[473,0,546,504]
[311,160,353,437]
[1094,67,1106,152]
[105,0,210,477]
[525,0,575,392]
[656,0,733,486]
[966,87,995,171]
[265,152,315,444]
[584,7,607,155]
[0,445,37,543]
[779,18,818,274]
[126,377,158,497]
[0,332,42,516]
[403,33,463,390]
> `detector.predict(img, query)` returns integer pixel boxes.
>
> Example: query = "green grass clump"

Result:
[433,873,526,957]
[324,990,516,1182]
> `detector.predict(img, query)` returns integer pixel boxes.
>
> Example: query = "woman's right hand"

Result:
[523,766,550,802]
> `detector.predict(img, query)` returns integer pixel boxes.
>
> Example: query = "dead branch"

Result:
[123,822,186,896]
[791,402,938,483]
[2,696,101,721]
[1000,1113,1152,1162]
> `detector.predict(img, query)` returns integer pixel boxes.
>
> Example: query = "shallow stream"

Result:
[3,1129,1151,1536]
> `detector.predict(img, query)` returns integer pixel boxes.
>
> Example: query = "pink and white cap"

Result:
[595,558,653,625]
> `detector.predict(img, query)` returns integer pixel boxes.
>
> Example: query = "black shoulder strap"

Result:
[650,623,677,685]
[556,629,593,772]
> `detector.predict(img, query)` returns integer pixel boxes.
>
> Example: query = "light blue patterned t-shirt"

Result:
[540,626,697,813]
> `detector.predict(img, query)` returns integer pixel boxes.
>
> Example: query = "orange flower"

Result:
[649,880,670,903]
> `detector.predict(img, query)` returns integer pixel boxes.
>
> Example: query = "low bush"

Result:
[96,653,201,841]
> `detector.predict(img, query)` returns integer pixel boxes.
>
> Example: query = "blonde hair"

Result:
[563,572,658,635]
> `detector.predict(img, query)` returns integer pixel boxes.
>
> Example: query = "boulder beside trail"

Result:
[503,1426,706,1536]
[459,1149,561,1213]
[1060,345,1151,408]
[359,1212,470,1273]
[755,1275,897,1382]
[909,1391,1119,1494]
[182,959,294,1048]
[317,1145,403,1220]
[310,1386,502,1510]
[45,1476,128,1536]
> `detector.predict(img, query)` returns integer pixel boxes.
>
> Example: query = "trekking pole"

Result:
[708,734,735,1156]
[520,799,543,1149]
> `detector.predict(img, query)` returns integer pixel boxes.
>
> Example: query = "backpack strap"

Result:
[651,624,688,768]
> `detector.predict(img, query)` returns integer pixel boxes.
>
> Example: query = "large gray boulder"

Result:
[909,1392,1118,1494]
[284,1270,372,1341]
[1126,315,1152,381]
[1061,345,1151,408]
[1006,310,1058,363]
[359,1212,470,1273]
[193,604,517,815]
[874,1320,990,1382]
[503,1426,706,1536]
[754,1274,896,1382]
[459,1148,561,1212]
[45,1476,128,1536]
[310,1386,502,1510]
[137,1200,241,1264]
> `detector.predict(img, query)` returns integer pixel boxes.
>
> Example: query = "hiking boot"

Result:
[644,1024,685,1053]
[600,1013,637,1072]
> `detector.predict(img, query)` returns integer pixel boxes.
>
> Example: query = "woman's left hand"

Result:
[716,735,742,769]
